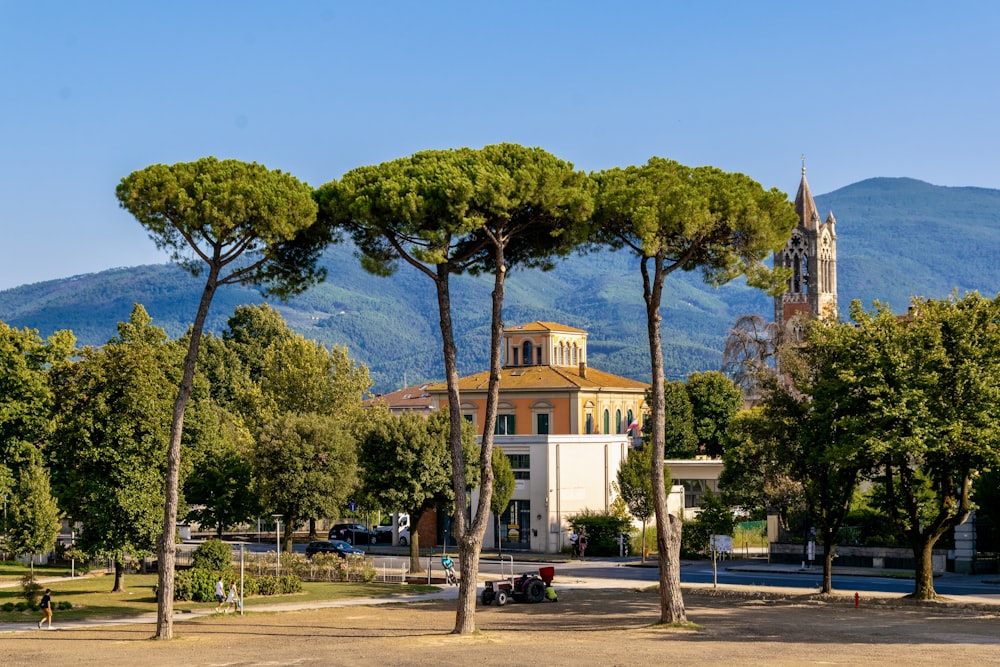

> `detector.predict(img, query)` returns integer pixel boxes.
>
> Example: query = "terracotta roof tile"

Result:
[427,365,647,393]
[504,321,587,334]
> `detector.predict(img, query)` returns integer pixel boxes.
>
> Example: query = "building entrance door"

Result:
[497,500,531,550]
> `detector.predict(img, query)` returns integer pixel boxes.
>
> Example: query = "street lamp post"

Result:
[273,515,282,578]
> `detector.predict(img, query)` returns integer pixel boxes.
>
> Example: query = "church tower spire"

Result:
[774,160,838,334]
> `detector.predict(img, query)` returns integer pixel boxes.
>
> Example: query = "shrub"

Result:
[56,601,72,610]
[173,567,221,602]
[279,574,302,594]
[681,492,737,559]
[566,509,632,557]
[255,575,279,596]
[192,539,233,571]
[2,602,14,612]
[20,574,42,606]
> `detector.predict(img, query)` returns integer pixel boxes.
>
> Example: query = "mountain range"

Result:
[2,177,999,394]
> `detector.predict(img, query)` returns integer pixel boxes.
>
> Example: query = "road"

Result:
[214,540,1000,601]
[475,556,1000,601]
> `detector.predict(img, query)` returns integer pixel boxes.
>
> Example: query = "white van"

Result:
[374,513,410,544]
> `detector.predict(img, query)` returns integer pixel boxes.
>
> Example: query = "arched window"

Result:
[627,409,634,433]
[572,344,578,365]
[523,341,533,366]
[603,409,610,434]
[616,409,622,434]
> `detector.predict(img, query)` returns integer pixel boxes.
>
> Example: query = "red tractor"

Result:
[481,565,555,606]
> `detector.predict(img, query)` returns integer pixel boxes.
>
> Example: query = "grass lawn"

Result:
[0,561,76,582]
[0,565,438,624]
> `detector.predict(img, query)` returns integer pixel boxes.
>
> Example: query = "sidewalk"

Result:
[0,580,462,634]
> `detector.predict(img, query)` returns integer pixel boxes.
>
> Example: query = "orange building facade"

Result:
[428,321,648,439]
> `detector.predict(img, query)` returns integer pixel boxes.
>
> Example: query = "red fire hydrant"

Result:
[854,592,860,608]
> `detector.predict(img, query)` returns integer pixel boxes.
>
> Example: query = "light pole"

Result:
[272,514,282,578]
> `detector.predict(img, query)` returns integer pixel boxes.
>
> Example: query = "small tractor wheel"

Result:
[481,590,494,606]
[495,590,509,606]
[526,579,545,603]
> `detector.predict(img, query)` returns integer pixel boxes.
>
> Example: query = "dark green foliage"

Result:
[836,508,907,548]
[169,568,301,601]
[20,574,42,605]
[566,509,632,557]
[172,568,219,602]
[357,407,478,569]
[685,371,742,458]
[46,306,174,573]
[5,457,61,561]
[680,492,736,558]
[491,447,516,518]
[191,539,233,571]
[662,381,698,459]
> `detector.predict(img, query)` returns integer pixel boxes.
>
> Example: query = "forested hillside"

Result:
[3,177,999,394]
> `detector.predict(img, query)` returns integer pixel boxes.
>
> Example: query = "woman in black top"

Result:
[38,588,52,629]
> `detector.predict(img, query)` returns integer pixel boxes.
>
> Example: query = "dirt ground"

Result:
[4,586,1000,666]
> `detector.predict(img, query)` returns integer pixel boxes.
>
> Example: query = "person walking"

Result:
[578,533,588,561]
[225,581,238,613]
[569,530,579,558]
[37,588,53,629]
[214,576,225,612]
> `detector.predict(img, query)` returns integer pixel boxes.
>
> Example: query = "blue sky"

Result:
[2,1,998,290]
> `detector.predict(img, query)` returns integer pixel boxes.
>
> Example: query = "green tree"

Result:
[662,381,698,459]
[844,295,1000,599]
[0,322,75,470]
[357,408,479,571]
[685,371,742,458]
[47,305,176,592]
[491,446,516,552]
[719,407,802,524]
[317,143,592,633]
[616,445,664,563]
[4,455,60,576]
[759,315,878,594]
[117,158,329,639]
[258,329,371,539]
[254,412,357,552]
[592,157,797,624]
[182,403,259,537]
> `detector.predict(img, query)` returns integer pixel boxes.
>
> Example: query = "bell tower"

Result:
[774,160,838,334]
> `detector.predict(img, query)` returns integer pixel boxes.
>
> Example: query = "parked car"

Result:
[327,523,377,545]
[374,525,411,546]
[305,540,364,558]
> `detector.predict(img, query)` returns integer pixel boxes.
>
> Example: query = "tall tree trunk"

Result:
[113,559,126,593]
[821,541,834,594]
[409,509,423,573]
[640,520,647,564]
[155,267,218,639]
[451,250,505,634]
[431,266,478,633]
[911,537,937,599]
[283,514,295,553]
[643,254,687,625]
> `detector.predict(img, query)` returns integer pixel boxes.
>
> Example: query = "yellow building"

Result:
[422,322,679,553]
[429,321,648,437]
